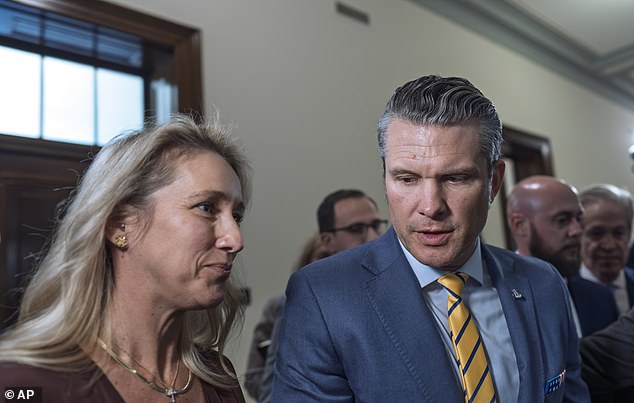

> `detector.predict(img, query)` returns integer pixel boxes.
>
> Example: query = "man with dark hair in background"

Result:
[272,75,589,402]
[506,175,619,336]
[317,189,386,256]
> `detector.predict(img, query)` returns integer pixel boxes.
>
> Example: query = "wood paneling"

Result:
[0,135,91,327]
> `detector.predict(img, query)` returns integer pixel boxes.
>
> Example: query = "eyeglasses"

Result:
[329,219,388,237]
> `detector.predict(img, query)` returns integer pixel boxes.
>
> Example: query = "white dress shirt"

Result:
[580,264,630,314]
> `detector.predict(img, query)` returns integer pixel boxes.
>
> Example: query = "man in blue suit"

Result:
[271,75,590,402]
[506,175,619,337]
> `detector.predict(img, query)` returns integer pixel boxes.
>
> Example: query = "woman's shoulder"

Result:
[0,362,123,403]
[0,362,72,385]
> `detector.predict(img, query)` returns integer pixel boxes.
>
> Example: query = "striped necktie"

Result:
[437,272,497,403]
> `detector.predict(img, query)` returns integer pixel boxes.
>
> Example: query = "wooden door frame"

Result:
[499,125,555,249]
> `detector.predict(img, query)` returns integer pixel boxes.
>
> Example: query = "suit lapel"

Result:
[483,247,543,401]
[363,229,462,402]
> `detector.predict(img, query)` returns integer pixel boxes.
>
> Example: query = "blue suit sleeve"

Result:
[270,271,353,403]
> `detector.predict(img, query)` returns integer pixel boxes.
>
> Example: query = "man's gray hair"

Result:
[579,184,634,229]
[377,75,502,171]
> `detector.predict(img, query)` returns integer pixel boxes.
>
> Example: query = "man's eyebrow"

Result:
[388,168,418,176]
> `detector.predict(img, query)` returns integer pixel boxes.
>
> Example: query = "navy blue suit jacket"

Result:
[568,275,620,336]
[625,267,634,310]
[271,228,589,402]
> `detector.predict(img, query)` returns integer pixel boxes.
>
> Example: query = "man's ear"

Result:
[320,232,336,255]
[489,160,506,204]
[509,212,530,238]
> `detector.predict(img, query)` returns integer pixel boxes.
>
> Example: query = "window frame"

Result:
[8,0,203,116]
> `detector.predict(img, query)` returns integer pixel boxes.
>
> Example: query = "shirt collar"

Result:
[580,263,626,288]
[398,237,484,288]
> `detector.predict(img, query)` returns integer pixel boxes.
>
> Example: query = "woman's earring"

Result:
[114,224,128,250]
[114,234,128,250]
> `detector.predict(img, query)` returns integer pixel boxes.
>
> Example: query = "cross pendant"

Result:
[167,390,176,403]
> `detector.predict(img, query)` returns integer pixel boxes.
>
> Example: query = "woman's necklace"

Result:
[97,338,193,403]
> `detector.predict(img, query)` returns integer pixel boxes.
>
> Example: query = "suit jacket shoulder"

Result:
[581,307,634,401]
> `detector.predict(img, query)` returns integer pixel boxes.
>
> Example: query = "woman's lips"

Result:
[204,263,232,275]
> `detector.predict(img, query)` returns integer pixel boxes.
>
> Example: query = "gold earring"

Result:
[114,234,128,250]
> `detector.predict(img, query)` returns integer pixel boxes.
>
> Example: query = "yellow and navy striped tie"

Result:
[437,272,497,403]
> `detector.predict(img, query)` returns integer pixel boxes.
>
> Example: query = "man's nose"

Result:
[568,219,583,237]
[418,182,448,219]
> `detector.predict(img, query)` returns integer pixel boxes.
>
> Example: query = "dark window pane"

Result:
[0,1,41,44]
[97,27,142,68]
[44,15,94,57]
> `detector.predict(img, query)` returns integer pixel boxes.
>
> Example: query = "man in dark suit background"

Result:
[506,175,619,336]
[579,184,634,315]
[271,75,589,402]
[581,306,634,402]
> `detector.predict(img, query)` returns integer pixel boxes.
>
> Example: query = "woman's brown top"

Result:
[0,354,245,403]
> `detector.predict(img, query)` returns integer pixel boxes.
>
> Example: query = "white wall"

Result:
[107,0,634,397]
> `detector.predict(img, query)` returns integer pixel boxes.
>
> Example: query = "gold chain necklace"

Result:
[97,338,193,403]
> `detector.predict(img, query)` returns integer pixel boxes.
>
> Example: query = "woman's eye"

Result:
[197,202,213,213]
[233,213,244,224]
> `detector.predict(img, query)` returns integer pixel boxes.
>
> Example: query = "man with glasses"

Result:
[317,189,387,256]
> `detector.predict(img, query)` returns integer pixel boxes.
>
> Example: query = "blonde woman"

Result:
[0,115,250,402]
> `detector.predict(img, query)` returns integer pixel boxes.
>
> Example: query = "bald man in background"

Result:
[507,175,619,336]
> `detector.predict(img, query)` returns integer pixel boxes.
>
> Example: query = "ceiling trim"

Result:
[412,0,634,110]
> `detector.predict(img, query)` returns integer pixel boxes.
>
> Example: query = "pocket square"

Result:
[544,369,566,396]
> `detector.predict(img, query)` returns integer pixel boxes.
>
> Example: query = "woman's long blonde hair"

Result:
[0,114,251,389]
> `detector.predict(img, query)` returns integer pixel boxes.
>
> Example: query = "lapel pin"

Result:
[512,289,523,299]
